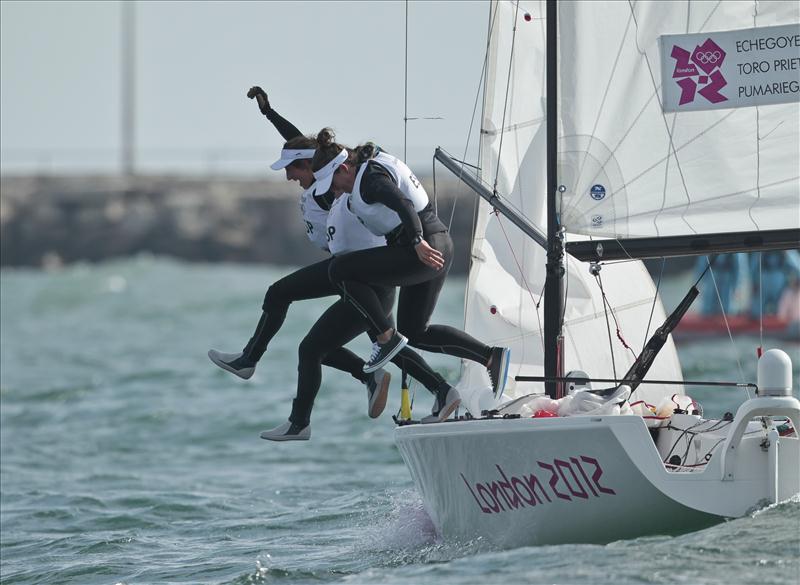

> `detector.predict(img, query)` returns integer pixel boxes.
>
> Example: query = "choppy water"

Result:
[1,257,798,585]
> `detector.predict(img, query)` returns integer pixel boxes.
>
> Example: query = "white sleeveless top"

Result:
[348,152,429,236]
[299,186,330,252]
[326,194,386,256]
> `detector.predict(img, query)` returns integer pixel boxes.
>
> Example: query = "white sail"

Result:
[459,0,684,413]
[556,1,800,239]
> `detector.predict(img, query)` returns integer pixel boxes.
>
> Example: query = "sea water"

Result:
[1,256,798,585]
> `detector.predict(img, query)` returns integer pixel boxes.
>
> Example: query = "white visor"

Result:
[270,148,316,171]
[312,149,348,194]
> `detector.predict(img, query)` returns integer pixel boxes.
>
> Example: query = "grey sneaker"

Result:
[208,349,256,380]
[421,386,461,423]
[487,346,511,397]
[363,332,408,373]
[365,368,391,418]
[259,421,310,441]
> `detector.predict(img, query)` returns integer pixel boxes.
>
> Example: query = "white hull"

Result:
[395,396,800,547]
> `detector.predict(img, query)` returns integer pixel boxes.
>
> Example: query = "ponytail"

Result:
[311,127,354,172]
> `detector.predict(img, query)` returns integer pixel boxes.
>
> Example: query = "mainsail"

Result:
[556,2,800,241]
[457,0,799,414]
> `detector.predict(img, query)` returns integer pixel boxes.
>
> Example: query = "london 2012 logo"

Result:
[670,38,728,106]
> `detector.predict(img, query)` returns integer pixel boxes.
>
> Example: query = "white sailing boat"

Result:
[395,0,800,547]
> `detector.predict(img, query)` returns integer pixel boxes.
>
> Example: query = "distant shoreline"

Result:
[0,174,477,273]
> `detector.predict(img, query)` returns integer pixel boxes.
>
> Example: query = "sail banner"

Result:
[661,24,800,112]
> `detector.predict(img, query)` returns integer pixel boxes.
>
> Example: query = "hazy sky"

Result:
[1,1,489,176]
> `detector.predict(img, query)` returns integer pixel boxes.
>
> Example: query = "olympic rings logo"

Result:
[695,51,722,64]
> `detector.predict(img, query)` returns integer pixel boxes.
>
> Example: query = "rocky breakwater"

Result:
[0,175,477,273]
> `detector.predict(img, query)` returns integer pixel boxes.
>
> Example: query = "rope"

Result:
[494,209,545,351]
[702,256,750,398]
[643,258,666,352]
[595,273,618,379]
[445,0,500,232]
[403,0,409,162]
[492,0,521,194]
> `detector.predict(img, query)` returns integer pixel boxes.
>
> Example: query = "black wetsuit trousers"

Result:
[328,231,493,365]
[236,258,447,426]
[242,259,365,378]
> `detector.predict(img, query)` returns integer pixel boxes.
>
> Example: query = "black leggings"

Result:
[328,231,493,365]
[289,291,449,427]
[236,258,447,426]
[242,259,364,379]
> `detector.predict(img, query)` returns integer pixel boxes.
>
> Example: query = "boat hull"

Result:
[395,408,799,547]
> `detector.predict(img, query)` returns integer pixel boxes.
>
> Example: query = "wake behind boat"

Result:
[394,0,800,547]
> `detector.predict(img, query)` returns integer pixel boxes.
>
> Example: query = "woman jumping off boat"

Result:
[208,87,457,440]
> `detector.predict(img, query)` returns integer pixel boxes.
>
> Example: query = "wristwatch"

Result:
[411,234,423,246]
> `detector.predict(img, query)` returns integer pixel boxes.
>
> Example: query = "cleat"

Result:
[365,368,391,418]
[421,386,461,423]
[363,332,408,373]
[208,349,256,380]
[487,346,511,397]
[259,421,310,441]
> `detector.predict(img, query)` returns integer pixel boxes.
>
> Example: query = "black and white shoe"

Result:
[363,332,408,373]
[487,346,511,397]
[421,386,462,423]
[208,349,256,380]
[259,421,310,441]
[365,368,391,418]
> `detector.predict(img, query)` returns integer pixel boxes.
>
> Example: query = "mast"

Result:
[543,0,563,399]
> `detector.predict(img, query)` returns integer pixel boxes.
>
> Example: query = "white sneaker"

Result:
[208,349,256,380]
[259,421,310,441]
[421,386,461,423]
[365,368,391,418]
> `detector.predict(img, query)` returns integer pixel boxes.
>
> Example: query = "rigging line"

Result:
[431,152,438,216]
[706,257,749,394]
[561,230,570,328]
[492,0,521,194]
[643,257,666,352]
[747,1,763,234]
[494,209,546,351]
[698,1,723,34]
[627,1,696,236]
[655,111,681,237]
[598,273,638,360]
[572,10,635,197]
[595,273,618,378]
[403,0,409,162]
[481,115,546,136]
[446,0,499,232]
[759,252,764,350]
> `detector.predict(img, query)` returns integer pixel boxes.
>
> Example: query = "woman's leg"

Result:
[243,258,338,362]
[210,258,369,382]
[328,246,443,336]
[396,232,509,395]
[288,300,380,428]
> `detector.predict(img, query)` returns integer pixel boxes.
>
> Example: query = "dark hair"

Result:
[283,135,317,150]
[354,141,380,164]
[311,128,354,172]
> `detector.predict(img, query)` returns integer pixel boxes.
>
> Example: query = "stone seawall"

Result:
[0,175,479,273]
